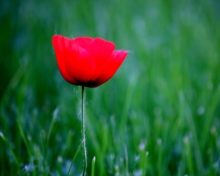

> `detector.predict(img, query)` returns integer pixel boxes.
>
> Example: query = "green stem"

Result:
[82,86,87,176]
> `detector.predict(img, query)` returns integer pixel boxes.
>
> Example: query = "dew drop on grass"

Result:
[197,106,205,115]
[53,108,59,119]
[0,131,4,139]
[134,155,140,162]
[157,138,162,145]
[210,126,216,134]
[114,164,119,171]
[146,151,149,156]
[23,164,35,173]
[27,135,32,141]
[183,136,189,143]
[119,157,124,163]
[109,154,115,160]
[57,156,63,163]
[139,143,145,151]
[133,169,142,176]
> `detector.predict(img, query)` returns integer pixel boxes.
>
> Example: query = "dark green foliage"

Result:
[0,0,220,175]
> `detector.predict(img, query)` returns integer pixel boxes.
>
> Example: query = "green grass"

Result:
[1,0,220,175]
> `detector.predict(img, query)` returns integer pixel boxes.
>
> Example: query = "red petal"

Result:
[52,35,76,84]
[73,37,93,49]
[52,35,128,87]
[88,38,115,81]
[89,38,115,59]
[93,50,128,87]
[64,39,96,84]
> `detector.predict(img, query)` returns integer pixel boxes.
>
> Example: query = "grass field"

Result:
[1,0,220,175]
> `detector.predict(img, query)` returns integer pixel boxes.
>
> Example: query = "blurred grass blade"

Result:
[201,85,220,149]
[0,66,24,106]
[47,108,59,148]
[67,140,84,176]
[120,74,137,130]
[124,144,129,176]
[91,156,96,176]
[179,92,203,174]
[43,108,59,173]
[0,131,19,166]
[157,139,163,176]
[183,136,194,175]
[16,119,32,157]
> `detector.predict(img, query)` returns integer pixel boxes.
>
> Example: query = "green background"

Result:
[1,0,220,175]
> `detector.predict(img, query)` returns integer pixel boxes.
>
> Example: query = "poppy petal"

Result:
[73,37,93,50]
[52,35,75,83]
[93,50,128,87]
[52,35,128,87]
[89,38,115,81]
[65,40,95,84]
[89,38,115,60]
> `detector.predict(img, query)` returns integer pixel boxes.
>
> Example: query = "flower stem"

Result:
[82,86,87,176]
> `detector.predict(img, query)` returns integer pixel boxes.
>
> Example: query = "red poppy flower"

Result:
[52,35,128,88]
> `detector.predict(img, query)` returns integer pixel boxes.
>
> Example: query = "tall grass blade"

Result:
[67,140,84,176]
[0,131,19,166]
[91,156,96,176]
